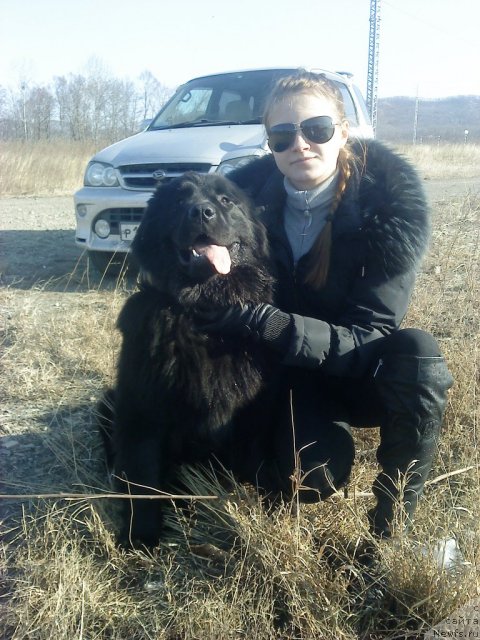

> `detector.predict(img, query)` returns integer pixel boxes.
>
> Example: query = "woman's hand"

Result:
[194,303,291,346]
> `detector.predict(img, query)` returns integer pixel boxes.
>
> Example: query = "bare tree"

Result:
[1,61,175,142]
[54,74,91,140]
[138,70,174,121]
[26,86,55,139]
[0,85,13,138]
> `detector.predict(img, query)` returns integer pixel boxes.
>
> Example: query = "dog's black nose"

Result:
[188,203,216,222]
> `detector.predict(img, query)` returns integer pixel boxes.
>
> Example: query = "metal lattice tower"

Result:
[366,0,381,135]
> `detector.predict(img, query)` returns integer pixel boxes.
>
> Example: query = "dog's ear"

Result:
[131,183,174,277]
[131,207,155,265]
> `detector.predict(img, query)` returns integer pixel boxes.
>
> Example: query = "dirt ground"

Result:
[1,196,94,290]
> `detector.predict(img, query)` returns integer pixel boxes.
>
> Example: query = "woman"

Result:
[198,71,453,538]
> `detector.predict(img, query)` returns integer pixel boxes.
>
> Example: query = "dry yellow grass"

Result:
[0,139,479,197]
[0,144,479,638]
[398,143,480,180]
[0,140,99,196]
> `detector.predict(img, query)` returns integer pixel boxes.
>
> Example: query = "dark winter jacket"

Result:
[230,140,430,378]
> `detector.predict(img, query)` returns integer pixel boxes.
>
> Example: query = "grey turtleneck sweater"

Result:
[256,171,339,354]
[283,172,338,264]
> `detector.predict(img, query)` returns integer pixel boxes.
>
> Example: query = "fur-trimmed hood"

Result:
[229,140,431,377]
[230,139,430,277]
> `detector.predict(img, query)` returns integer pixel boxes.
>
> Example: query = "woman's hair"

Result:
[264,70,355,289]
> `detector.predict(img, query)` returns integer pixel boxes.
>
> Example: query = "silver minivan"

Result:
[74,68,373,272]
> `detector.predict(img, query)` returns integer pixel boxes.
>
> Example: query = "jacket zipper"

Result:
[373,358,383,377]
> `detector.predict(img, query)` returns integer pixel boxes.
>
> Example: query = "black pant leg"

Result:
[256,370,355,503]
[343,328,453,536]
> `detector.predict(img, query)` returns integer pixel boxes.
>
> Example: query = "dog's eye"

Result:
[219,196,231,205]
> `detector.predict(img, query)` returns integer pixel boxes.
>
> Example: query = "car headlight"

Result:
[217,155,261,176]
[94,219,111,238]
[84,162,119,187]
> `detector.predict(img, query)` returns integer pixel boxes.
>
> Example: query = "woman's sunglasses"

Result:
[267,115,340,152]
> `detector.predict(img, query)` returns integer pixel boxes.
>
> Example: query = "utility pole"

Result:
[366,0,381,135]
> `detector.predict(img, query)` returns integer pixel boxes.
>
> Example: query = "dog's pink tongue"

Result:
[195,243,231,274]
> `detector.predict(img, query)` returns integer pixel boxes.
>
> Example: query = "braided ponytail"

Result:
[303,146,353,289]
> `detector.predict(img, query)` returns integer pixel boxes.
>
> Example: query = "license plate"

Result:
[120,223,139,241]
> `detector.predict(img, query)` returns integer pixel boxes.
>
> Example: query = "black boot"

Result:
[368,354,454,537]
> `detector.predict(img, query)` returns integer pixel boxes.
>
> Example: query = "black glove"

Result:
[194,303,293,352]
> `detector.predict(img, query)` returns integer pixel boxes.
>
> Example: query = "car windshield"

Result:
[150,70,290,130]
[150,69,360,131]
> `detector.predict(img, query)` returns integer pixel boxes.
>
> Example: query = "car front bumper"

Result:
[74,187,153,253]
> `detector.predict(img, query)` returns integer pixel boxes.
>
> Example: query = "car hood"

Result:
[92,125,267,167]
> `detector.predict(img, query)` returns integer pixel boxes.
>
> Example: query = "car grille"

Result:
[98,208,145,234]
[118,163,212,190]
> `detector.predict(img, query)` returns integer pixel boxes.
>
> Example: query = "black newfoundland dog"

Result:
[100,172,278,546]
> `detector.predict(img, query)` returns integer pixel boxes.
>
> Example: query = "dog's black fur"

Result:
[99,172,277,546]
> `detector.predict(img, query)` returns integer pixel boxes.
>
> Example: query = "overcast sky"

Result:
[1,0,478,99]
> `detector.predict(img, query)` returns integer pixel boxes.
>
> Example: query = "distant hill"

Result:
[376,95,480,144]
